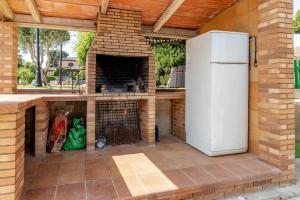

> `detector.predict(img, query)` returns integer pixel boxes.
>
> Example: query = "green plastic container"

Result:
[63,118,86,151]
[295,60,300,89]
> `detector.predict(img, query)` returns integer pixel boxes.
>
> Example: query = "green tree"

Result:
[19,28,36,64]
[294,10,300,34]
[18,28,71,85]
[18,55,24,68]
[48,50,69,68]
[18,62,36,85]
[75,32,96,66]
[152,42,185,87]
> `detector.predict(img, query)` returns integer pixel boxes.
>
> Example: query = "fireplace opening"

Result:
[95,101,140,145]
[96,55,149,93]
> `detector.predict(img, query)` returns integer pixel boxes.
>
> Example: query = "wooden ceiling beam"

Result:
[13,14,196,39]
[100,0,109,14]
[14,14,96,32]
[153,0,184,32]
[143,25,196,40]
[25,0,41,23]
[0,0,13,20]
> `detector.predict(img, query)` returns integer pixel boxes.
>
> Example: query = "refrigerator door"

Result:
[211,31,249,64]
[210,63,248,154]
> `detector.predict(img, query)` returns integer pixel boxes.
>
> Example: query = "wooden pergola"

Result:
[0,0,236,39]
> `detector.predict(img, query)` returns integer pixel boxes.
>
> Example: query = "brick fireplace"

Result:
[85,8,155,149]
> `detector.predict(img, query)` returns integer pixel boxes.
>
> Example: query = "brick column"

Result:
[138,99,155,144]
[86,100,96,151]
[0,110,25,200]
[171,99,185,141]
[258,0,295,182]
[86,53,96,94]
[35,102,49,157]
[0,22,18,94]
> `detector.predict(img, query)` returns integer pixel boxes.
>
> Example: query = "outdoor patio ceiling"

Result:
[0,0,237,38]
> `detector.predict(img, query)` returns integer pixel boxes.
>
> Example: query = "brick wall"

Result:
[138,99,155,144]
[0,110,25,200]
[257,0,295,182]
[171,99,185,141]
[86,100,96,151]
[0,22,17,94]
[35,102,49,157]
[86,8,155,96]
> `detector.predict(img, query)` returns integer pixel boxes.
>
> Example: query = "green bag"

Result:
[63,118,86,150]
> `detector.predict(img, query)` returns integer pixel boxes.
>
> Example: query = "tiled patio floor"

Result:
[23,136,281,200]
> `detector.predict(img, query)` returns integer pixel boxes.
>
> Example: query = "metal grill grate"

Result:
[95,101,140,145]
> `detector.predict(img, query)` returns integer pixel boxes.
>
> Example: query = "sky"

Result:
[295,0,300,47]
[21,31,78,63]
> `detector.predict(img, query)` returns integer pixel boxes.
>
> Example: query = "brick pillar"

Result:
[0,22,18,94]
[35,102,49,157]
[0,110,25,200]
[87,100,96,151]
[171,99,185,141]
[86,53,96,94]
[258,0,295,182]
[138,99,155,144]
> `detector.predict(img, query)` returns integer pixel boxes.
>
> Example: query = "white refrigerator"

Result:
[185,31,249,156]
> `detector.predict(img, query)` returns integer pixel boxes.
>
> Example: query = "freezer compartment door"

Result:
[210,63,248,153]
[211,32,249,64]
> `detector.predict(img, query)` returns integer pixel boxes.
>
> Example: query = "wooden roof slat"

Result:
[15,14,97,32]
[153,0,184,32]
[0,0,14,19]
[6,0,237,31]
[25,0,40,22]
[100,0,109,14]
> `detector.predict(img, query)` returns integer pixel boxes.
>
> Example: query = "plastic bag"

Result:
[46,111,68,153]
[63,117,86,151]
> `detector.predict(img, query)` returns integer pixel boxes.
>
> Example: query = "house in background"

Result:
[48,57,81,83]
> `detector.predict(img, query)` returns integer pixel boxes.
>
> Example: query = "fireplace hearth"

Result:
[95,101,140,145]
[86,8,156,146]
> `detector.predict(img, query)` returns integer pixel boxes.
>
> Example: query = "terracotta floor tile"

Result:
[59,162,85,185]
[162,169,198,194]
[85,158,106,167]
[153,160,178,171]
[108,164,135,178]
[37,163,61,175]
[84,151,104,161]
[137,172,176,196]
[86,179,118,200]
[113,175,148,199]
[41,154,62,164]
[181,167,217,189]
[55,183,85,200]
[237,159,281,177]
[23,136,281,199]
[62,150,84,163]
[221,162,260,182]
[85,165,111,181]
[25,162,40,176]
[202,164,240,186]
[27,172,59,190]
[24,175,34,190]
[23,187,56,200]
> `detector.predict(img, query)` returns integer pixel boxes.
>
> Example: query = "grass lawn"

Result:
[296,140,300,158]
